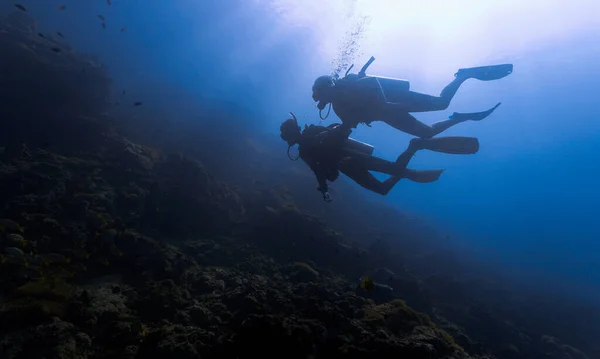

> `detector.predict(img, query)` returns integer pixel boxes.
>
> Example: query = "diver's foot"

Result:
[404,169,444,183]
[450,102,502,122]
[454,64,513,81]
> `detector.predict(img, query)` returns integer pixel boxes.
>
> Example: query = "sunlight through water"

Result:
[261,0,600,76]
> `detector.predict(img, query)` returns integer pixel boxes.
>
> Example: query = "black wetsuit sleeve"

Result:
[307,162,328,192]
[300,125,347,194]
[315,172,328,192]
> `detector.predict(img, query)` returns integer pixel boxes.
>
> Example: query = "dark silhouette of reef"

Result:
[1,11,599,359]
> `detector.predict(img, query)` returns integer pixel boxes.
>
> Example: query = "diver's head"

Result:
[280,117,302,146]
[312,75,335,110]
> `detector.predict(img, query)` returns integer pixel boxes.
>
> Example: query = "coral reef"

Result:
[1,10,599,359]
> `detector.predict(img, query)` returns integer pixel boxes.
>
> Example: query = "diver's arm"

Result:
[317,181,332,202]
[311,167,332,202]
[315,172,328,193]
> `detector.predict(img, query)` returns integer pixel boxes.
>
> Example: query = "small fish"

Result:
[56,31,64,38]
[14,4,27,12]
[134,102,143,106]
[122,89,126,95]
[360,276,375,292]
[57,5,66,11]
[38,32,45,38]
[97,14,105,21]
[106,0,111,5]
[120,26,126,32]
[265,206,277,214]
[50,47,62,53]
[101,22,106,29]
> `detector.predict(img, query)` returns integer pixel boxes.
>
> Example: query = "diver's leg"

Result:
[349,141,440,175]
[338,160,440,194]
[349,151,425,176]
[351,153,402,175]
[399,77,467,112]
[380,103,501,138]
[338,158,402,195]
[389,64,512,113]
[395,144,417,168]
[395,143,446,183]
[379,111,452,138]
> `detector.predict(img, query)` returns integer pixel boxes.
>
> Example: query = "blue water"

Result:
[6,0,600,301]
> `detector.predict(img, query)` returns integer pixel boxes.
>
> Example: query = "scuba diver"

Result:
[311,56,512,138]
[280,113,480,202]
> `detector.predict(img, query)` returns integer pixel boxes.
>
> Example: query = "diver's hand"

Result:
[317,186,332,202]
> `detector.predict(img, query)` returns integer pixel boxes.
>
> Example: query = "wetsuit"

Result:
[297,124,424,198]
[297,124,351,194]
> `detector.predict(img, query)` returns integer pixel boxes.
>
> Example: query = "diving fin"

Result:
[454,64,513,81]
[449,102,501,122]
[412,136,480,155]
[404,169,444,183]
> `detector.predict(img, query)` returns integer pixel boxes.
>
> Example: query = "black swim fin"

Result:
[455,64,513,81]
[404,169,444,183]
[450,102,501,122]
[412,136,480,154]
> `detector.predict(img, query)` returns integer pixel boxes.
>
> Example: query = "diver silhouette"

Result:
[311,56,512,138]
[280,113,480,202]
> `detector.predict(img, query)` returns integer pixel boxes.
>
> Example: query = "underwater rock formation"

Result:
[0,11,112,153]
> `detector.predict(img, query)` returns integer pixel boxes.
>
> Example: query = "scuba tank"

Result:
[325,123,375,155]
[344,137,374,156]
[286,113,375,159]
[342,56,411,103]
